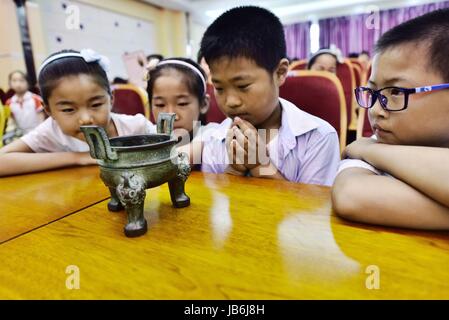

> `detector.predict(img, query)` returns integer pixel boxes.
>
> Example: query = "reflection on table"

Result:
[0,170,448,299]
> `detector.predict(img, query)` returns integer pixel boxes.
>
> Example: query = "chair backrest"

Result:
[337,59,357,131]
[356,108,374,139]
[0,88,6,105]
[0,103,10,148]
[365,62,372,85]
[351,63,362,88]
[111,84,149,119]
[289,59,308,71]
[30,86,41,96]
[205,84,226,124]
[280,70,347,152]
[349,58,363,71]
[4,89,15,104]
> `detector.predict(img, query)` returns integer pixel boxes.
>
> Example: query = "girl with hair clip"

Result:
[146,57,218,169]
[0,49,156,177]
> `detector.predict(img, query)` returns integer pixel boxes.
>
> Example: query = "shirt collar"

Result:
[211,97,319,145]
[12,91,32,103]
[277,97,318,151]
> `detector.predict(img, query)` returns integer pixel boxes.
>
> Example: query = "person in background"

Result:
[5,70,45,135]
[307,48,343,74]
[358,50,371,71]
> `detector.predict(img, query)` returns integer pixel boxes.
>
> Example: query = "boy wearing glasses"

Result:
[332,8,449,229]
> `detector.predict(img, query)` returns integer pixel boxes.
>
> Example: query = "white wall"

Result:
[189,20,207,61]
[36,0,156,79]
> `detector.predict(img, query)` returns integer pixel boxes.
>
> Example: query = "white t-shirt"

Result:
[337,159,383,175]
[336,136,390,177]
[21,113,156,153]
[7,91,44,133]
[192,122,220,144]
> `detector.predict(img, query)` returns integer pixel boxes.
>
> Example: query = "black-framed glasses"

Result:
[355,83,449,111]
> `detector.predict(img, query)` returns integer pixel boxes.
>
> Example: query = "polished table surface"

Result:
[1,169,449,299]
[0,166,110,243]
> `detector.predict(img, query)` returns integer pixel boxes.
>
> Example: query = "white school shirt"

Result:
[201,98,341,186]
[337,159,383,175]
[21,113,156,153]
[336,136,388,177]
[7,91,44,133]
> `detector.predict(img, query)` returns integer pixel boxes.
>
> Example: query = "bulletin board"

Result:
[38,0,156,82]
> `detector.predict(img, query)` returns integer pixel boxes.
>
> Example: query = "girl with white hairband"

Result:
[146,57,219,169]
[0,49,156,177]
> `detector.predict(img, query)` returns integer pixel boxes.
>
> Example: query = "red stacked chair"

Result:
[356,108,374,138]
[4,89,15,104]
[365,63,372,85]
[351,63,362,88]
[288,59,308,71]
[30,86,41,96]
[280,70,347,152]
[0,88,6,105]
[337,59,357,132]
[356,64,374,138]
[111,84,149,119]
[349,58,363,72]
[0,103,10,148]
[205,84,226,124]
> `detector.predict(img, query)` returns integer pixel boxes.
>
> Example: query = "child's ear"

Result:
[43,104,52,117]
[109,93,114,110]
[199,94,210,115]
[274,58,290,87]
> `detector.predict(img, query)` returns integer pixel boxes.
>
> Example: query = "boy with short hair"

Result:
[332,8,449,229]
[200,6,340,186]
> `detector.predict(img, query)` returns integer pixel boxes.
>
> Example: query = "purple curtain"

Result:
[319,1,449,57]
[284,21,311,60]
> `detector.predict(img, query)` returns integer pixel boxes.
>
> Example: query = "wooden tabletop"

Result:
[1,170,449,299]
[0,166,110,243]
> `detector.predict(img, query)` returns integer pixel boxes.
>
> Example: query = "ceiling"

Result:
[141,0,445,25]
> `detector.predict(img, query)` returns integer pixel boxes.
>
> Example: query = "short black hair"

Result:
[38,49,111,106]
[112,77,128,84]
[359,50,370,57]
[146,57,208,125]
[375,8,449,82]
[348,52,359,58]
[200,6,286,73]
[307,50,338,70]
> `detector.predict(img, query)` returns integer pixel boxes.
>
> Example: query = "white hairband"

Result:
[156,59,207,93]
[38,49,110,75]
